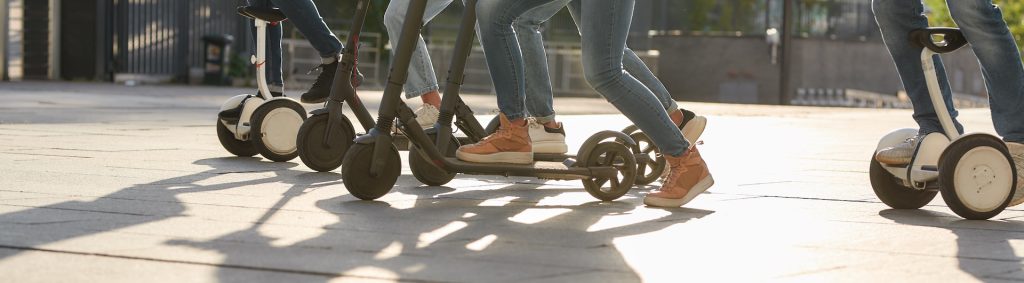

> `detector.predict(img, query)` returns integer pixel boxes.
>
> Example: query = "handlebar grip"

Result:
[909,28,968,54]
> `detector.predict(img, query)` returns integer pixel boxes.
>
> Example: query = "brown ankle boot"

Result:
[456,113,533,164]
[644,147,714,207]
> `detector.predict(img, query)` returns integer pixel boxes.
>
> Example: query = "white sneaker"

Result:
[394,104,440,132]
[681,116,707,150]
[1007,142,1024,207]
[875,135,921,166]
[528,119,568,154]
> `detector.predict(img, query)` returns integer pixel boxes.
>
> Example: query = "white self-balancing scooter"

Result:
[871,28,1017,220]
[217,6,307,162]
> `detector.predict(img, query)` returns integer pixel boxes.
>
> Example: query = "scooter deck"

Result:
[445,157,616,180]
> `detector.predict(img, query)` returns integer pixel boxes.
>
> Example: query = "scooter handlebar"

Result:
[910,28,968,54]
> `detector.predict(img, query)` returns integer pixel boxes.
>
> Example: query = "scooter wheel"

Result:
[342,143,402,200]
[630,132,665,186]
[251,99,307,162]
[938,135,1016,220]
[581,141,637,201]
[297,113,355,172]
[216,120,258,157]
[409,134,458,186]
[621,124,640,135]
[869,153,936,209]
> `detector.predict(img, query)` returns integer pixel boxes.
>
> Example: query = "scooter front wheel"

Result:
[939,134,1016,220]
[251,99,307,162]
[342,143,402,200]
[297,113,355,172]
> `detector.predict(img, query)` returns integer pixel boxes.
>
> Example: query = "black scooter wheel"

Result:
[297,113,355,172]
[869,153,936,209]
[581,141,637,201]
[251,99,307,162]
[409,134,458,186]
[630,132,665,186]
[621,124,640,135]
[216,120,258,157]
[938,135,1016,220]
[342,143,402,200]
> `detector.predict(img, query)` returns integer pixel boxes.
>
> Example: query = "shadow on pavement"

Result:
[172,177,714,282]
[880,209,1024,280]
[0,157,317,262]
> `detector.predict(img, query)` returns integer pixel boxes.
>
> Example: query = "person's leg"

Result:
[384,0,452,102]
[267,0,348,103]
[946,0,1024,205]
[872,0,963,136]
[576,0,686,156]
[946,0,1024,143]
[456,0,553,164]
[514,0,571,154]
[515,0,570,125]
[575,0,710,207]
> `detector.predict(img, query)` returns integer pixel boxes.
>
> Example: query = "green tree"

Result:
[924,0,1024,59]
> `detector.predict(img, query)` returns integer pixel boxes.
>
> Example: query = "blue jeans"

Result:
[478,0,687,156]
[385,0,452,99]
[249,0,344,89]
[516,0,679,124]
[874,0,1024,142]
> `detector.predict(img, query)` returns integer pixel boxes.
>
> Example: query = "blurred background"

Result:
[0,0,1018,107]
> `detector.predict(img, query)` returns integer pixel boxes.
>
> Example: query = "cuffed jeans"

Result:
[516,0,679,124]
[249,0,344,89]
[478,0,687,156]
[874,0,1024,142]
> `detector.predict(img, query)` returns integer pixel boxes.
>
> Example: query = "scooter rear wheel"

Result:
[409,134,458,186]
[869,153,936,209]
[938,135,1016,220]
[630,132,665,186]
[342,143,402,200]
[251,100,307,162]
[297,113,355,172]
[216,120,258,157]
[581,141,637,201]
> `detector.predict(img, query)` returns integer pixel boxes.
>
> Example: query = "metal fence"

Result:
[106,0,246,82]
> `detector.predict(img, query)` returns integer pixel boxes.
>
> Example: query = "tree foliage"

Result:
[924,0,1024,55]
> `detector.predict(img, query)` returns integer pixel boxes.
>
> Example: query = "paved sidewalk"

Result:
[1,82,1022,282]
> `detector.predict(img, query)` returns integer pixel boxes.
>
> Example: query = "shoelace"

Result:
[660,157,690,192]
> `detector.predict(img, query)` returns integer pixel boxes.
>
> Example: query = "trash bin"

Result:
[202,34,235,85]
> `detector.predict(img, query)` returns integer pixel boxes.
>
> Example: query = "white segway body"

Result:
[216,7,306,162]
[870,28,1017,220]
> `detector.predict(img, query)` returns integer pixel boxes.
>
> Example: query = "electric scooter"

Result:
[217,6,307,162]
[340,0,639,202]
[870,28,1018,220]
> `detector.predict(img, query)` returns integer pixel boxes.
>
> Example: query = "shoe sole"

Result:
[533,141,568,154]
[682,116,707,150]
[456,150,533,164]
[301,97,327,104]
[643,175,715,207]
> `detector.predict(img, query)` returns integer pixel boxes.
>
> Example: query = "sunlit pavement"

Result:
[2,82,1023,282]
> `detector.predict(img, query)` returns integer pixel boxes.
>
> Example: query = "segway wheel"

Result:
[630,132,665,186]
[581,141,637,201]
[869,153,936,209]
[938,135,1016,220]
[251,100,307,162]
[342,143,402,200]
[216,120,258,157]
[409,134,458,186]
[297,113,355,172]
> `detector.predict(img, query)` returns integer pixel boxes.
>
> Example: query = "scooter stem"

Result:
[255,20,272,100]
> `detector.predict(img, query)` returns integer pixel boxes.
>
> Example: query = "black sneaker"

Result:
[300,62,338,104]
